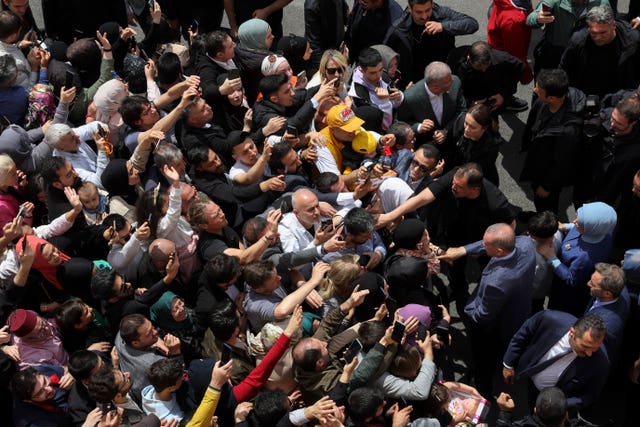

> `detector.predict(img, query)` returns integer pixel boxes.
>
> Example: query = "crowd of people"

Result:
[1,0,640,426]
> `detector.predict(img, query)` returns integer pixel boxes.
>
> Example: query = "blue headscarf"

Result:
[238,19,270,50]
[576,202,617,244]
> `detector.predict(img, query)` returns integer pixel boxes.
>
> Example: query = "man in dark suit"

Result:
[396,61,466,154]
[440,223,537,397]
[503,312,610,411]
[584,263,630,365]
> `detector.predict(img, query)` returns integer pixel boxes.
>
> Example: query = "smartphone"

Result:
[417,322,428,341]
[147,213,153,223]
[432,305,443,321]
[388,79,396,90]
[21,234,27,252]
[358,254,371,267]
[435,325,449,346]
[191,19,199,32]
[399,397,408,408]
[139,48,150,62]
[391,320,405,343]
[286,125,299,138]
[97,124,106,139]
[343,339,362,364]
[15,205,26,220]
[228,68,240,80]
[99,401,116,415]
[320,218,333,230]
[65,70,75,89]
[385,297,397,319]
[484,97,496,108]
[541,2,553,14]
[220,343,233,364]
[148,0,155,9]
[297,70,306,80]
[333,78,341,89]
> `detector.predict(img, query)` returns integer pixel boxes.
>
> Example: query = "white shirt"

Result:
[278,212,320,254]
[425,84,443,124]
[229,161,251,181]
[532,332,577,390]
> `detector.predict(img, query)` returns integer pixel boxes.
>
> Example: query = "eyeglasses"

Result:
[411,159,432,174]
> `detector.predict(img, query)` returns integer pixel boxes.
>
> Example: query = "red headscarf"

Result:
[16,235,71,290]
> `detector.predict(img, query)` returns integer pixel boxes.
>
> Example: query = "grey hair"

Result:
[586,5,615,24]
[594,263,625,297]
[0,154,15,185]
[153,142,183,170]
[424,61,452,85]
[45,123,73,148]
[485,223,516,253]
[0,55,17,88]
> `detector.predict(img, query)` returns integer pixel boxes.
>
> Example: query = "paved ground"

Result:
[29,0,633,424]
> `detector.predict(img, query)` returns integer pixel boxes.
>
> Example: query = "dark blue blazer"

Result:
[584,287,630,363]
[503,310,610,410]
[464,236,537,340]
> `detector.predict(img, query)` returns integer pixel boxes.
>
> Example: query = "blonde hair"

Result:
[0,154,15,186]
[319,49,348,81]
[319,254,361,299]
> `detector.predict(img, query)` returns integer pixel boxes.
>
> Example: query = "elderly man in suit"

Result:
[439,222,537,397]
[396,61,466,165]
[503,312,610,412]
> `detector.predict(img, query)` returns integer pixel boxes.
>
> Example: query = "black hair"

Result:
[0,10,21,39]
[102,213,127,232]
[148,358,184,392]
[344,207,375,236]
[157,52,183,86]
[40,156,68,186]
[358,320,387,352]
[249,389,289,427]
[268,141,293,173]
[348,387,385,422]
[468,41,491,67]
[87,366,118,403]
[68,350,100,381]
[358,48,383,70]
[528,211,558,239]
[204,30,231,57]
[120,95,151,129]
[535,387,568,427]
[243,217,268,246]
[10,367,40,401]
[454,163,484,189]
[315,172,339,193]
[91,269,118,300]
[208,310,239,342]
[55,299,87,331]
[119,313,147,345]
[203,254,242,285]
[536,69,569,98]
[243,259,276,290]
[187,144,211,168]
[259,73,289,99]
[573,314,606,341]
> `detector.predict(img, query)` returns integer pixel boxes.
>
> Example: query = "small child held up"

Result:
[77,181,109,225]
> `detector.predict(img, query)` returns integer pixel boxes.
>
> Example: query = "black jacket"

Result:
[346,0,403,64]
[384,4,478,84]
[560,19,640,98]
[520,87,586,190]
[304,0,348,67]
[234,45,270,107]
[251,97,316,136]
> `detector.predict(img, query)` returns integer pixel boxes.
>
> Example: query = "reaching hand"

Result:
[284,305,303,337]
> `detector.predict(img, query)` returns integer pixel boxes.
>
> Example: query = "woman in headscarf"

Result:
[449,103,504,187]
[86,79,129,137]
[100,158,142,223]
[234,18,274,105]
[538,201,618,316]
[150,291,201,363]
[276,35,314,76]
[384,218,441,309]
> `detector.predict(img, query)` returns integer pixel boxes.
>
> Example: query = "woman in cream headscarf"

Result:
[85,79,129,137]
[234,18,274,105]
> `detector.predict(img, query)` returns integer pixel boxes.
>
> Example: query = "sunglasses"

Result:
[411,159,432,174]
[326,67,344,75]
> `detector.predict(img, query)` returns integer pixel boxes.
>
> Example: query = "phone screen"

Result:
[228,68,240,80]
[65,70,74,89]
[391,321,405,343]
[286,126,298,138]
[417,322,427,341]
[343,339,362,364]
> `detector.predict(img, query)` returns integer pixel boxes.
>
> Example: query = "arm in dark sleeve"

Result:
[135,278,171,306]
[437,5,479,35]
[285,101,316,133]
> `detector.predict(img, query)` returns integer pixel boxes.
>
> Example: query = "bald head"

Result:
[291,188,320,228]
[483,223,515,256]
[149,238,176,264]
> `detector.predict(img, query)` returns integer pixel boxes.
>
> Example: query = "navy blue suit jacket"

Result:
[503,310,610,410]
[464,236,537,340]
[584,287,630,363]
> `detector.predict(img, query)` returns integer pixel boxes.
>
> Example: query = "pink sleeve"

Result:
[232,333,291,402]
